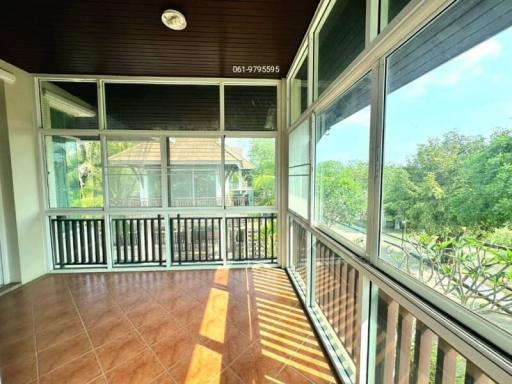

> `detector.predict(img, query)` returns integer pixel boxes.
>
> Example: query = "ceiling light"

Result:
[161,9,187,31]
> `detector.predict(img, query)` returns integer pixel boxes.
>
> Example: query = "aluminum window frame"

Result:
[287,116,312,221]
[311,70,374,259]
[285,0,512,378]
[36,76,282,271]
[372,1,512,355]
[287,46,309,126]
[38,78,101,131]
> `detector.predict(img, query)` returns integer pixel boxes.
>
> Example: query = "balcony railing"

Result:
[315,240,360,368]
[170,216,222,264]
[372,290,494,384]
[49,213,278,268]
[290,219,308,294]
[226,214,277,262]
[287,214,511,384]
[50,217,107,267]
[112,216,166,265]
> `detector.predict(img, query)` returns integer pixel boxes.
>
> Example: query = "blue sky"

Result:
[317,25,512,166]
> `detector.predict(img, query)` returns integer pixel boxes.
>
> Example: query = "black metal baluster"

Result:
[137,219,142,263]
[237,218,242,260]
[191,218,195,262]
[204,218,206,261]
[184,218,189,262]
[169,218,174,264]
[129,219,135,263]
[244,218,248,260]
[57,219,65,267]
[95,220,101,264]
[50,219,57,267]
[86,220,93,264]
[100,219,107,266]
[198,219,202,261]
[151,219,156,263]
[72,220,79,264]
[258,217,261,259]
[218,218,222,261]
[157,215,163,264]
[123,219,128,264]
[79,220,86,264]
[229,218,233,260]
[270,215,275,261]
[177,217,181,264]
[264,217,268,259]
[251,217,255,259]
[144,219,149,262]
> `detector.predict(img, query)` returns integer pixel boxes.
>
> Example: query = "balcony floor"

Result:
[0,267,336,384]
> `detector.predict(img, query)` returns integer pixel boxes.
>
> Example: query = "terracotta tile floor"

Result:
[0,267,337,384]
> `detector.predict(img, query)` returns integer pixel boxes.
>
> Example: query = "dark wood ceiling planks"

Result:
[0,0,319,78]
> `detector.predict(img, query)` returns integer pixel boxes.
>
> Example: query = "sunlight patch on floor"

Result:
[199,288,229,343]
[184,344,223,384]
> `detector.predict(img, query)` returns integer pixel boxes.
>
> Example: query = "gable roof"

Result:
[108,138,255,169]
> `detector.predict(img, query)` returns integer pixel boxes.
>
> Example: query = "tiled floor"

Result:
[0,267,337,384]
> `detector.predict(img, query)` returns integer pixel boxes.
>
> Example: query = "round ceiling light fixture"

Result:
[161,9,187,31]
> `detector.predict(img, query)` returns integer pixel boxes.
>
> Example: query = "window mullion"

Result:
[366,59,385,264]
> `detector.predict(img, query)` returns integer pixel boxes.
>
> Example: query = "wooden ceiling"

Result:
[0,0,319,79]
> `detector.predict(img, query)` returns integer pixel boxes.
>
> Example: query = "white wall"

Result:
[0,80,21,283]
[0,59,47,284]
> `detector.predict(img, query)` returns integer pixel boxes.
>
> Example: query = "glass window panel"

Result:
[45,136,103,208]
[105,84,219,130]
[225,86,277,131]
[315,73,372,249]
[381,0,512,337]
[289,119,310,218]
[380,0,411,30]
[290,54,308,124]
[168,137,222,207]
[107,138,162,207]
[41,81,98,129]
[316,0,366,98]
[224,138,276,207]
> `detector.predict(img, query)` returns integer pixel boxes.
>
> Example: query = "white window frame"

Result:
[285,0,512,377]
[36,76,283,272]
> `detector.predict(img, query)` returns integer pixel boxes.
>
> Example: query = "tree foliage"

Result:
[249,139,276,206]
[380,130,512,238]
[316,160,368,226]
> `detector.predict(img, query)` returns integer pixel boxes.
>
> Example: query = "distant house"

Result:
[108,138,255,207]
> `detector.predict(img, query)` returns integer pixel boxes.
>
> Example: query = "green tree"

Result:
[316,160,368,226]
[387,132,484,235]
[249,139,276,206]
[449,130,512,229]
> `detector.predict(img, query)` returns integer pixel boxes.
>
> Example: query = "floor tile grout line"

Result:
[257,268,326,382]
[37,350,96,380]
[111,297,171,380]
[133,280,216,381]
[65,279,109,383]
[23,269,329,384]
[94,276,189,378]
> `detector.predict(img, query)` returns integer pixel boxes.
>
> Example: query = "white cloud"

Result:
[401,37,503,97]
[458,38,502,66]
[435,37,502,86]
[344,106,371,126]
